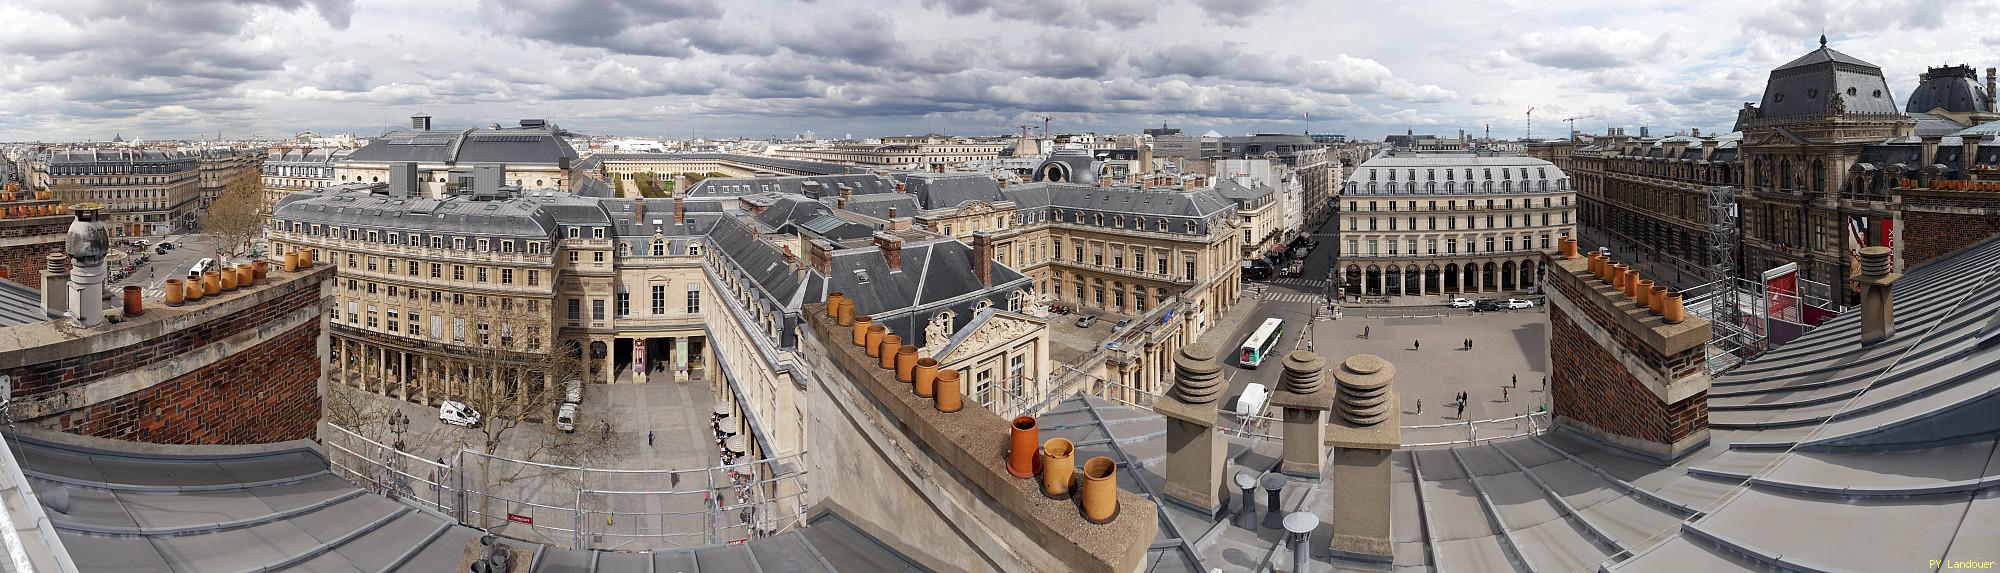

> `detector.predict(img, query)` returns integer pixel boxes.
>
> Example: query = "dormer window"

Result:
[568,227,580,239]
[592,227,605,239]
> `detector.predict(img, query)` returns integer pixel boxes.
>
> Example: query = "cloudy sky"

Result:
[0,0,1994,142]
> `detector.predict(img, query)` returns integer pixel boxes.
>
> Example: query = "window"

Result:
[452,265,465,281]
[408,313,421,336]
[568,299,581,320]
[616,292,630,317]
[387,310,399,332]
[477,267,489,282]
[593,251,605,263]
[653,285,666,314]
[567,227,580,239]
[430,263,442,279]
[1184,256,1196,280]
[652,240,664,256]
[1156,252,1168,275]
[528,270,540,286]
[501,269,513,284]
[686,288,700,313]
[569,252,579,263]
[476,239,489,252]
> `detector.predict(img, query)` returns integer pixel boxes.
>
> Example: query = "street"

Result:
[1214,214,1552,426]
[107,233,234,297]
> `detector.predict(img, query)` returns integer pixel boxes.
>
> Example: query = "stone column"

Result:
[1270,351,1333,480]
[1325,354,1399,564]
[675,336,690,381]
[1155,343,1226,519]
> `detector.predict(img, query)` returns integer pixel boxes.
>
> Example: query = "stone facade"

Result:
[1337,151,1576,298]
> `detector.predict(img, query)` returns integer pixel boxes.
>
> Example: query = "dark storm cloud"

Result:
[1191,0,1285,27]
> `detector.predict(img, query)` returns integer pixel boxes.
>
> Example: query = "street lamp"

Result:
[388,411,410,452]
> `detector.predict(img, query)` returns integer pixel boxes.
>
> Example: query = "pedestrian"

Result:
[1413,339,1420,351]
[648,430,655,446]
[1542,376,1548,392]
[1503,387,1509,402]
[1364,325,1370,339]
[1455,399,1465,418]
[1512,374,1518,388]
[1416,398,1422,416]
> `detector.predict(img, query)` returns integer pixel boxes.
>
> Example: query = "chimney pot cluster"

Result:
[1584,251,1686,323]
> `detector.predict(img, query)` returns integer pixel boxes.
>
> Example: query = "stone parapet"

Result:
[803,304,1156,573]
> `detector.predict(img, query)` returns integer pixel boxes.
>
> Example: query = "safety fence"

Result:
[1087,381,1550,446]
[322,422,810,551]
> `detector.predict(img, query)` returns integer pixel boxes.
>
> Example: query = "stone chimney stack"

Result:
[1857,246,1900,345]
[888,206,898,219]
[1156,343,1225,518]
[1922,135,1944,170]
[1544,248,1712,462]
[1691,127,1701,137]
[1987,68,1996,109]
[1700,138,1719,161]
[806,238,835,275]
[873,232,903,272]
[673,196,685,224]
[970,231,992,286]
[1963,133,1986,169]
[64,205,108,328]
[41,252,67,319]
[633,198,645,223]
[1325,354,1399,564]
[1271,351,1333,479]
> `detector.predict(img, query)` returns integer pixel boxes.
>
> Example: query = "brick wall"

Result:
[1544,263,1706,380]
[1902,209,2000,271]
[50,321,321,444]
[1550,307,1707,445]
[0,217,67,289]
[2,284,322,398]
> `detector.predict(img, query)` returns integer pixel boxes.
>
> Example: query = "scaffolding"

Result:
[1700,185,1766,373]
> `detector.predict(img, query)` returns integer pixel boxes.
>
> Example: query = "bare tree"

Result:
[438,332,618,528]
[204,175,269,257]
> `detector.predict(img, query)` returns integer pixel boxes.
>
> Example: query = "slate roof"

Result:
[271,190,583,241]
[688,174,895,199]
[574,153,853,176]
[0,279,45,327]
[1038,234,2000,572]
[892,172,1005,210]
[1756,41,1900,119]
[2,432,925,572]
[346,125,577,166]
[1003,182,1234,237]
[1907,65,1994,114]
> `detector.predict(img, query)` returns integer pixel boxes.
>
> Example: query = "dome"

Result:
[1905,64,1993,114]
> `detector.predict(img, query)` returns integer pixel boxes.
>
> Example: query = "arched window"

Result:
[1780,159,1793,189]
[652,240,665,256]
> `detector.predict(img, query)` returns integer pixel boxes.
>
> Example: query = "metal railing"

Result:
[1085,380,1550,446]
[321,422,810,551]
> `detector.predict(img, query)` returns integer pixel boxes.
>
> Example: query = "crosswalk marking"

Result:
[1257,292,1326,304]
[1264,277,1331,287]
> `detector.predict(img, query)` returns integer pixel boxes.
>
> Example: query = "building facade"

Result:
[769,136,1009,169]
[271,164,1051,459]
[197,147,262,209]
[262,147,351,208]
[1337,151,1575,297]
[332,116,579,198]
[34,148,200,237]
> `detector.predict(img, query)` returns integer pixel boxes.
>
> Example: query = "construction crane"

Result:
[1037,115,1052,139]
[1525,107,1536,140]
[1562,115,1593,142]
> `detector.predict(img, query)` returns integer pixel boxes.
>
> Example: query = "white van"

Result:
[1234,383,1270,418]
[555,403,578,433]
[439,400,481,427]
[563,379,582,405]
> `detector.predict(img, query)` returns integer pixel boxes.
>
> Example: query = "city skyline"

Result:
[3,0,1995,141]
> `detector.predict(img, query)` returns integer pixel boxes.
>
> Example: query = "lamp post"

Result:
[388,410,409,452]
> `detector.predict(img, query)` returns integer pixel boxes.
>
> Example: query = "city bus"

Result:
[1238,318,1286,368]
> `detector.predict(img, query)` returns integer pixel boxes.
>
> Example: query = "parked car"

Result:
[1450,298,1474,308]
[155,246,169,255]
[158,241,175,250]
[1504,298,1536,309]
[1473,299,1500,312]
[564,379,583,405]
[555,403,578,433]
[1113,318,1133,330]
[439,400,481,427]
[1075,315,1098,327]
[131,240,149,248]
[1281,261,1304,277]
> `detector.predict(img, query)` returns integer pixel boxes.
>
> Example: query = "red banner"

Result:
[506,513,533,525]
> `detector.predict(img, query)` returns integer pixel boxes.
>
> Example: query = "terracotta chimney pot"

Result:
[1664,291,1686,324]
[164,278,185,307]
[914,357,939,398]
[895,345,919,383]
[1008,416,1039,479]
[1080,456,1120,524]
[852,315,873,347]
[1040,437,1075,499]
[878,334,902,369]
[935,370,963,413]
[122,285,143,317]
[865,325,887,358]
